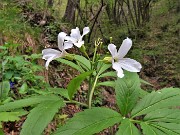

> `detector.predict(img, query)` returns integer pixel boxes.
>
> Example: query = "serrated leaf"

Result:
[68,71,93,100]
[20,99,64,135]
[141,122,166,135]
[0,112,20,122]
[0,109,27,123]
[48,88,69,99]
[74,55,91,71]
[99,71,116,78]
[56,58,84,73]
[97,81,115,87]
[0,95,60,112]
[144,109,180,123]
[0,81,10,99]
[53,107,122,135]
[143,122,180,135]
[139,89,149,98]
[150,122,180,135]
[115,71,140,116]
[116,119,140,135]
[131,88,180,118]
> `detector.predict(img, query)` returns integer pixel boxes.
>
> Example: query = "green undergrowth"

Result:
[131,0,180,88]
[0,0,41,42]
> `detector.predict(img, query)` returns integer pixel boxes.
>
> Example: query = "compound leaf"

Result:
[53,107,122,135]
[131,88,180,118]
[20,99,64,135]
[0,95,60,112]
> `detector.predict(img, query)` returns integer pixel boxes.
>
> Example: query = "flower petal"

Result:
[58,32,67,51]
[65,36,77,43]
[45,56,55,70]
[74,40,84,48]
[42,48,62,59]
[112,62,124,78]
[64,41,73,50]
[42,48,63,69]
[82,27,90,36]
[70,27,81,40]
[108,44,118,58]
[119,58,142,72]
[117,37,132,58]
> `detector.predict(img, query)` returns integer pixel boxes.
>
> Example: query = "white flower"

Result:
[42,32,73,69]
[65,27,90,48]
[108,37,142,78]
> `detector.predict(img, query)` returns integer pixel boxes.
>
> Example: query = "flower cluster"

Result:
[42,27,142,78]
[42,27,90,69]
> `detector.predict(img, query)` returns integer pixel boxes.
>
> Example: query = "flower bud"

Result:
[102,57,112,64]
[64,53,74,61]
[80,45,86,54]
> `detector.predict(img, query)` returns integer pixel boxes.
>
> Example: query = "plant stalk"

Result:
[64,100,88,107]
[88,75,99,109]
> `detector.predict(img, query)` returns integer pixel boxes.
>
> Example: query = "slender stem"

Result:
[130,119,141,124]
[64,100,88,107]
[84,51,90,60]
[88,74,99,108]
[92,45,98,64]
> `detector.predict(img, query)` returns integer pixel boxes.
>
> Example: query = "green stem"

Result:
[64,100,88,107]
[84,51,90,60]
[92,45,98,64]
[88,74,99,109]
[130,119,141,124]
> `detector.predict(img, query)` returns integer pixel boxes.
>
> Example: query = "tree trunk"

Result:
[63,0,80,24]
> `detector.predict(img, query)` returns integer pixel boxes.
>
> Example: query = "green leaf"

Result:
[0,81,10,99]
[0,95,60,112]
[150,122,180,135]
[0,109,27,122]
[97,63,111,75]
[97,81,115,87]
[20,99,64,135]
[139,89,149,98]
[116,119,140,135]
[74,55,91,71]
[144,108,180,123]
[48,88,69,100]
[131,88,180,118]
[53,107,122,135]
[99,71,116,78]
[4,71,13,79]
[115,71,140,116]
[140,122,180,135]
[0,112,21,122]
[0,129,4,135]
[19,82,28,94]
[141,122,166,135]
[68,71,93,100]
[56,58,84,73]
[2,97,13,104]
